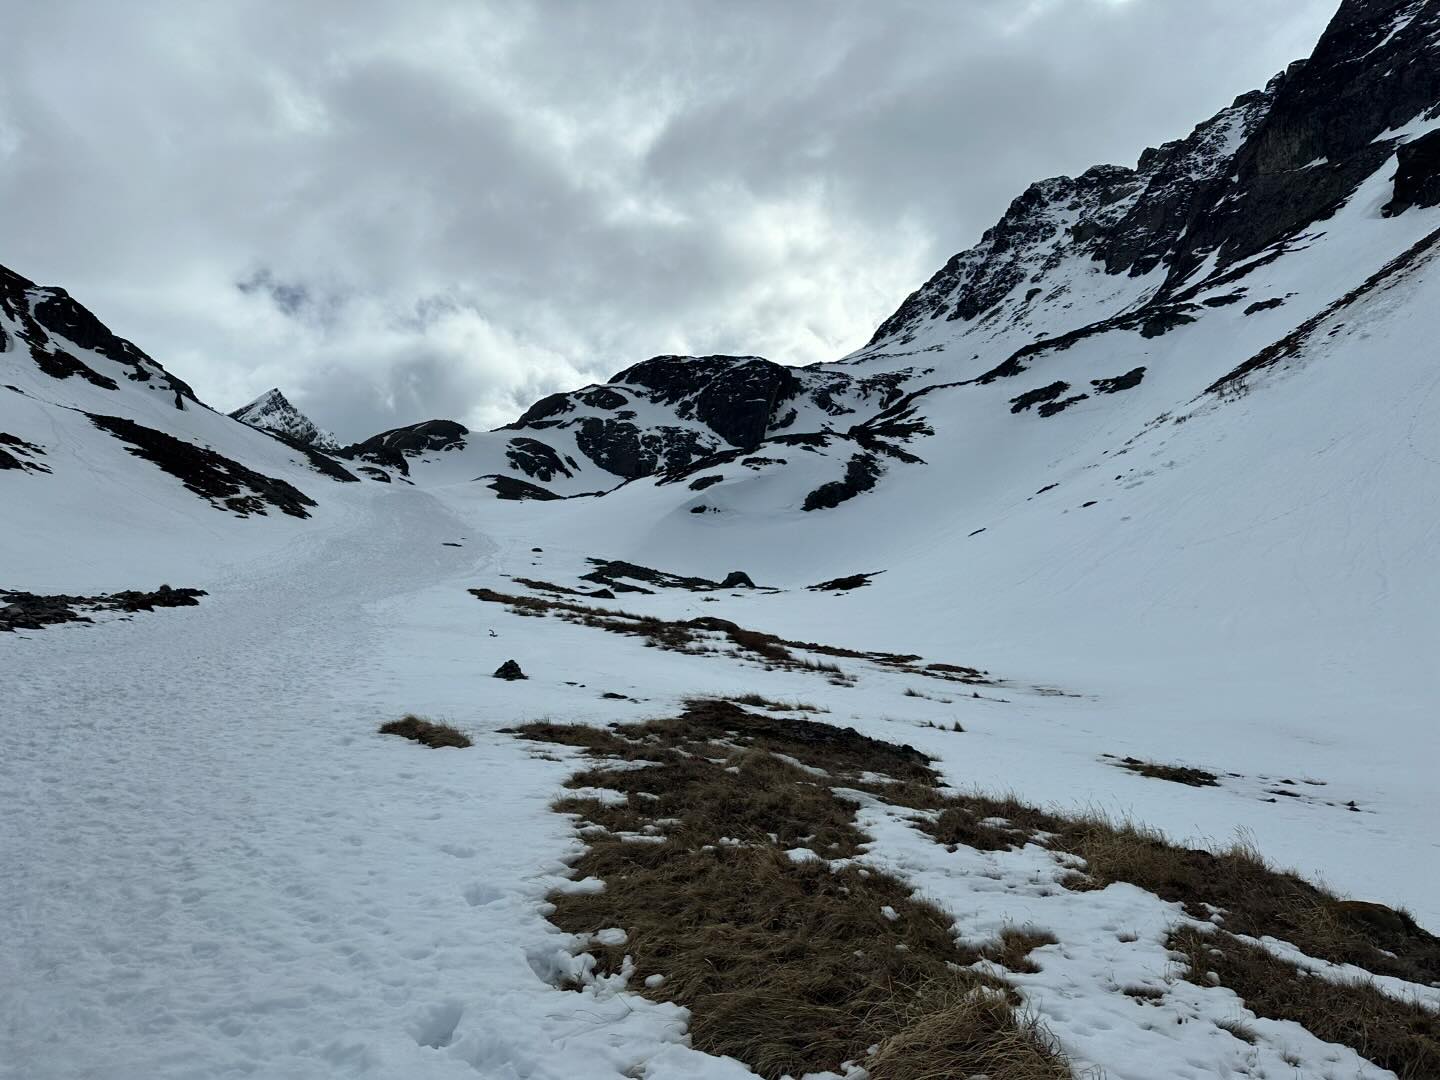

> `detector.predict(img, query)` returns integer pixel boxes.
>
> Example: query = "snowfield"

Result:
[6,0,1440,1072]
[3,456,1437,1078]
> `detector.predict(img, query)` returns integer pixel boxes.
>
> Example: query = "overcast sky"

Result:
[1,0,1336,439]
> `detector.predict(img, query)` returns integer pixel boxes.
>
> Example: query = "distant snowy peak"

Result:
[229,388,340,451]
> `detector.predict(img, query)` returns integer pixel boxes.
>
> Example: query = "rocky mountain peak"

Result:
[229,388,340,451]
[860,82,1280,357]
[1,262,198,405]
[1160,0,1440,287]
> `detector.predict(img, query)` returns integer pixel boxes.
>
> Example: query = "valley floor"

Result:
[2,484,1435,1080]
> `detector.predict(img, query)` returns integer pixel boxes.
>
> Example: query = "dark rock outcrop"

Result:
[494,659,527,681]
[480,474,563,501]
[1384,127,1440,217]
[1,263,198,403]
[802,453,883,512]
[0,432,49,473]
[87,412,316,518]
[340,419,468,475]
[1009,382,1070,414]
[505,437,573,482]
[1162,0,1440,287]
[612,354,801,450]
[1,585,206,633]
[1091,368,1147,395]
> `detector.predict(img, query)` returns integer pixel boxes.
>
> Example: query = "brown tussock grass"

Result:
[513,699,1073,1079]
[1170,926,1440,1078]
[378,715,471,749]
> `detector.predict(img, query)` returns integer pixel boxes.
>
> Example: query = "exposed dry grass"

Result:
[510,695,1438,1076]
[728,692,827,713]
[981,928,1061,974]
[498,720,649,760]
[1121,984,1165,1002]
[1214,1017,1258,1044]
[866,980,1071,1080]
[917,797,1440,987]
[378,715,471,749]
[1170,926,1440,1078]
[512,699,1072,1079]
[469,586,994,685]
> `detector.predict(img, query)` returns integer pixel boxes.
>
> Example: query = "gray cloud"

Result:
[0,0,1335,439]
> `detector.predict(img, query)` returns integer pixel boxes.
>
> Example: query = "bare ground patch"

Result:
[508,697,1438,1076]
[511,700,1072,1079]
[913,796,1440,987]
[378,715,471,749]
[470,585,994,686]
[1170,926,1440,1078]
[1106,754,1219,787]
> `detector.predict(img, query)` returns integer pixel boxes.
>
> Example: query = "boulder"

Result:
[494,659,527,681]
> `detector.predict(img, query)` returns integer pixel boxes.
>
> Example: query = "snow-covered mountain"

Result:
[229,387,341,452]
[0,261,365,586]
[5,2,1440,1077]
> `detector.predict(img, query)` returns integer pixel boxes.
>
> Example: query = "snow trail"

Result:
[0,489,720,1080]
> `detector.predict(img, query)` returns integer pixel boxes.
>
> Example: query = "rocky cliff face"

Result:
[861,0,1440,364]
[229,389,340,451]
[1,263,197,407]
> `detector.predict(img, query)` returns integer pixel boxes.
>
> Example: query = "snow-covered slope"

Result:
[0,262,365,588]
[229,387,341,451]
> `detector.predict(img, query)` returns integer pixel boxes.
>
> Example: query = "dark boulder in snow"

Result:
[494,659,527,681]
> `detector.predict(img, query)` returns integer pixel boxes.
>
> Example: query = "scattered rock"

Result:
[1091,367,1146,394]
[808,572,881,593]
[1243,298,1286,315]
[1037,394,1089,417]
[494,659,528,681]
[1,585,207,633]
[1009,381,1070,414]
